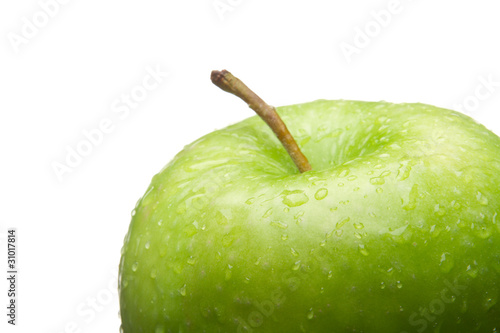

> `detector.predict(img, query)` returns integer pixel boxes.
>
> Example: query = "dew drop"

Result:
[145,241,150,250]
[380,282,386,289]
[131,209,136,217]
[307,309,314,320]
[476,191,489,205]
[370,177,385,185]
[466,265,478,278]
[270,221,288,229]
[354,232,362,239]
[245,197,255,205]
[225,268,232,281]
[440,252,455,273]
[397,281,403,289]
[131,262,138,272]
[179,284,187,296]
[314,188,328,200]
[358,244,369,256]
[157,219,163,226]
[282,190,309,207]
[281,234,288,241]
[292,260,301,271]
[291,248,299,257]
[354,223,365,230]
[396,163,412,181]
[262,208,273,218]
[327,271,333,279]
[339,169,350,178]
[476,226,492,239]
[150,268,157,279]
[336,217,351,229]
[376,188,383,194]
[347,175,358,181]
[484,296,498,311]
[187,256,197,265]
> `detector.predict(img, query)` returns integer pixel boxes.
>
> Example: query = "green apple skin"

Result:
[119,100,500,332]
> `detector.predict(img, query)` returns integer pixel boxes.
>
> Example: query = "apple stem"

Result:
[211,70,312,173]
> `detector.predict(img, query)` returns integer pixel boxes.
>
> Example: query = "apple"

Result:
[119,70,500,332]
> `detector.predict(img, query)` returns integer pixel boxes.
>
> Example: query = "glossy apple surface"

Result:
[119,100,500,332]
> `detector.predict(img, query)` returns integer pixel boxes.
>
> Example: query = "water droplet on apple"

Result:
[245,197,255,205]
[336,229,343,237]
[319,240,326,247]
[370,177,385,185]
[270,221,288,229]
[476,226,492,239]
[187,256,197,265]
[262,208,273,218]
[466,264,478,278]
[255,257,261,265]
[336,217,350,229]
[476,191,489,205]
[150,268,157,279]
[283,207,290,213]
[131,262,138,272]
[396,281,403,289]
[157,219,163,226]
[281,234,288,241]
[307,309,314,320]
[291,248,299,257]
[327,271,333,279]
[358,244,369,256]
[122,279,128,289]
[397,162,412,181]
[145,241,150,250]
[338,169,350,178]
[354,223,364,229]
[380,282,385,289]
[347,175,357,181]
[376,187,383,194]
[314,188,328,200]
[484,296,498,311]
[282,190,309,207]
[179,284,187,296]
[131,209,136,217]
[439,252,455,273]
[292,260,301,271]
[225,268,232,280]
[354,232,362,239]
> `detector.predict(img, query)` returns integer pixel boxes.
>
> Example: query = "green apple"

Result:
[119,72,500,332]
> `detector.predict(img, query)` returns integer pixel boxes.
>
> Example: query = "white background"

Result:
[1,0,499,332]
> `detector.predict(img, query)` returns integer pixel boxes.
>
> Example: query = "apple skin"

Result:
[119,100,500,332]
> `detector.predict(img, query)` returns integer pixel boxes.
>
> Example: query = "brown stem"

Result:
[211,70,312,173]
